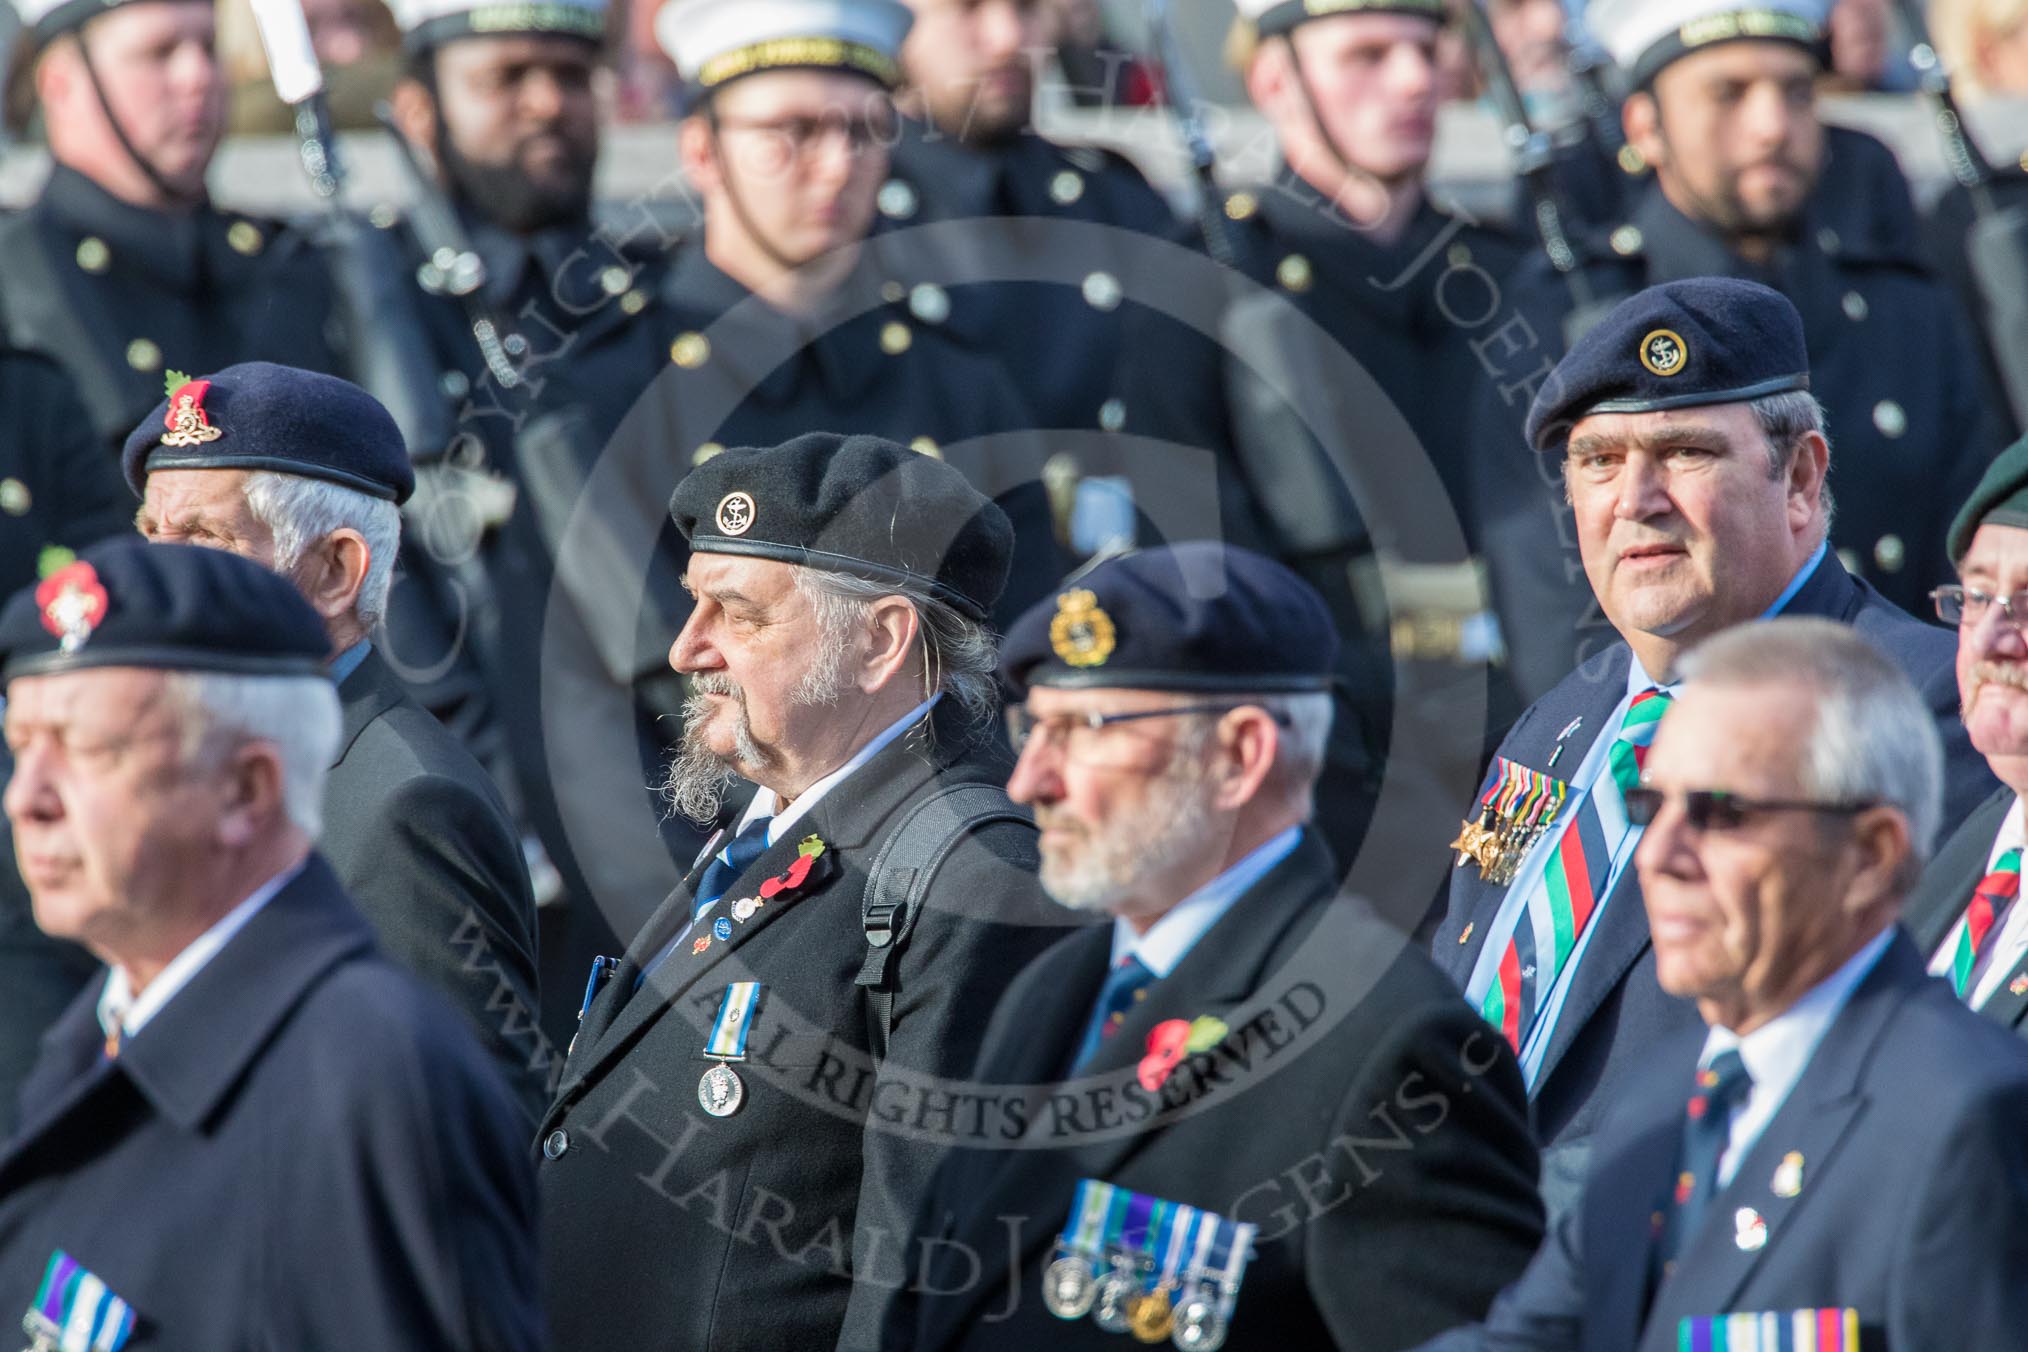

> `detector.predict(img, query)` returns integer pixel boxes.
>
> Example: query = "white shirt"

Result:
[1927,794,2028,1009]
[1109,826,1304,979]
[96,862,304,1045]
[1698,926,1893,1186]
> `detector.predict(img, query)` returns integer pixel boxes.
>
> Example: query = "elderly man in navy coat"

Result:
[0,539,540,1349]
[1430,278,1995,1220]
[1421,619,2028,1350]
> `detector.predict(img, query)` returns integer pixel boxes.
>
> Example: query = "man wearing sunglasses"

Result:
[1905,434,2028,1038]
[891,541,1545,1352]
[1429,277,1993,1224]
[1421,618,2028,1351]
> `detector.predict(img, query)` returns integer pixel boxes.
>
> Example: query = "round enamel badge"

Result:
[715,492,756,536]
[1639,329,1687,377]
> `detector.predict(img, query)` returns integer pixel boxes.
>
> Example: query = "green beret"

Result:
[1949,433,2028,564]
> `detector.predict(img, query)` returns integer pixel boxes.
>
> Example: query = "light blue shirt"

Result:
[329,639,371,686]
[1110,826,1304,978]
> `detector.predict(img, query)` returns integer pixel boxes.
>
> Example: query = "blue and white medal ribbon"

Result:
[22,1251,136,1352]
[698,982,761,1117]
[1043,1180,1117,1319]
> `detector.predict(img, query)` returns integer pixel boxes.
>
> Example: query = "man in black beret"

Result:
[888,540,1544,1352]
[0,538,540,1349]
[125,361,546,1120]
[1428,277,1994,1223]
[1904,434,2028,1039]
[539,432,1062,1351]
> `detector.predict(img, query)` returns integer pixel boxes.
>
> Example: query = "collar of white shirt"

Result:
[1109,826,1305,979]
[1926,793,2028,1007]
[721,694,941,856]
[97,860,306,1044]
[1698,925,1893,1185]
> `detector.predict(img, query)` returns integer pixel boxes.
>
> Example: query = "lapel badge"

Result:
[1546,715,1584,769]
[1050,588,1116,668]
[1138,1019,1192,1092]
[36,561,109,654]
[714,491,756,536]
[731,897,760,922]
[797,834,827,859]
[1771,1151,1805,1199]
[1639,328,1688,378]
[757,845,824,900]
[21,1250,137,1352]
[692,935,711,956]
[2011,974,2028,997]
[1733,1206,1768,1252]
[1458,922,1474,946]
[159,371,223,447]
[712,917,733,942]
[1184,1016,1227,1054]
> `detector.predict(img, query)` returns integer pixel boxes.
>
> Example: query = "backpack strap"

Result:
[856,782,1030,1060]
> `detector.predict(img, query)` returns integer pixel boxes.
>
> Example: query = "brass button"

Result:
[0,477,28,515]
[74,236,110,273]
[692,442,725,466]
[1873,534,1905,573]
[909,283,950,325]
[599,265,631,296]
[1841,291,1868,322]
[1049,170,1085,206]
[1224,192,1258,221]
[909,436,942,459]
[880,321,913,356]
[125,338,161,372]
[670,333,711,368]
[1610,224,1644,256]
[227,221,264,256]
[1872,399,1907,438]
[369,202,400,230]
[620,289,647,316]
[1617,144,1647,175]
[877,180,919,220]
[1276,254,1313,293]
[1081,271,1123,312]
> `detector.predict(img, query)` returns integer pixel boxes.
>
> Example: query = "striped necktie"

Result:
[1072,955,1156,1072]
[692,819,772,922]
[1655,1049,1753,1276]
[1946,847,2023,999]
[1478,688,1672,1050]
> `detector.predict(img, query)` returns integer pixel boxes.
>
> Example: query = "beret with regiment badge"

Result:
[0,538,331,683]
[1948,433,2028,564]
[121,361,415,506]
[669,432,1014,622]
[1524,277,1810,453]
[1000,541,1339,697]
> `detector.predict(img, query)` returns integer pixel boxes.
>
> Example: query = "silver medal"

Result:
[1041,1255,1097,1319]
[731,897,759,922]
[1172,1293,1229,1351]
[1092,1266,1138,1334]
[698,1062,744,1117]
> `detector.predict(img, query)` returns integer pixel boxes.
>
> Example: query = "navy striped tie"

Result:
[692,820,772,922]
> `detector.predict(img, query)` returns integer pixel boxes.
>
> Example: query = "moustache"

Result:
[1967,662,2028,707]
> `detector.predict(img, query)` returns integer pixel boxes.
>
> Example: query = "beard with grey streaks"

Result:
[662,673,771,825]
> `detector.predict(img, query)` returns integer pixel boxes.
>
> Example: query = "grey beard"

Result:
[661,677,768,825]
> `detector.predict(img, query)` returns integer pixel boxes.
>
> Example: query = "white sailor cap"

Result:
[385,0,608,52]
[1232,0,1446,40]
[655,0,913,95]
[1588,0,1829,87]
[12,0,200,45]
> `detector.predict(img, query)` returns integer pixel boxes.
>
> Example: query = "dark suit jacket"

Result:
[1421,931,2028,1351]
[1432,553,1994,1216]
[0,856,542,1349]
[319,648,546,1119]
[1901,786,2028,1035]
[893,833,1545,1352]
[538,707,1067,1352]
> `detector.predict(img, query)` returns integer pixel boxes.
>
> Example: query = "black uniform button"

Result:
[543,1129,569,1160]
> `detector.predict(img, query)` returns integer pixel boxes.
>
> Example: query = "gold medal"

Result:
[1129,1287,1175,1342]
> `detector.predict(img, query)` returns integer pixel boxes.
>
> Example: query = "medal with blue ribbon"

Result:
[1173,1216,1257,1351]
[19,1251,135,1352]
[1128,1202,1202,1343]
[697,982,761,1118]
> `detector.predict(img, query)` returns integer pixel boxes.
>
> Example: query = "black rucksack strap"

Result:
[856,783,1028,1060]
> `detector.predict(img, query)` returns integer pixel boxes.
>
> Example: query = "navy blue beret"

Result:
[121,361,415,506]
[1000,542,1339,696]
[669,433,1014,622]
[0,539,331,683]
[1524,278,1810,452]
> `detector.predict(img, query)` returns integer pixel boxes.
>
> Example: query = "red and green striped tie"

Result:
[1948,848,2022,999]
[1480,688,1672,1050]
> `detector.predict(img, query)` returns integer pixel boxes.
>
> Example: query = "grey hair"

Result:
[790,567,1000,725]
[158,672,342,839]
[242,472,402,629]
[1750,389,1836,530]
[1678,617,1941,866]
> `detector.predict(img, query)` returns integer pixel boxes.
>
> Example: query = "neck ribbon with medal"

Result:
[1451,746,1571,885]
[1043,1179,1257,1350]
[19,1251,135,1352]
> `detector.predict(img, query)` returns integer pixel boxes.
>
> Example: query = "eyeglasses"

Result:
[1622,786,1880,831]
[1005,703,1288,758]
[1932,585,2028,628]
[709,111,898,167]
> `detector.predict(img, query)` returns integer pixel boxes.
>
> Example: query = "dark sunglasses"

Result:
[1622,787,1880,831]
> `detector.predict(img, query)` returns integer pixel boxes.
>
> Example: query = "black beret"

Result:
[1000,542,1339,696]
[1949,433,2028,564]
[0,539,331,683]
[1524,278,1810,452]
[669,433,1013,622]
[122,361,415,506]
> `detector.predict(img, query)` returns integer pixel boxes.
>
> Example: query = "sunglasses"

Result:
[1622,787,1880,831]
